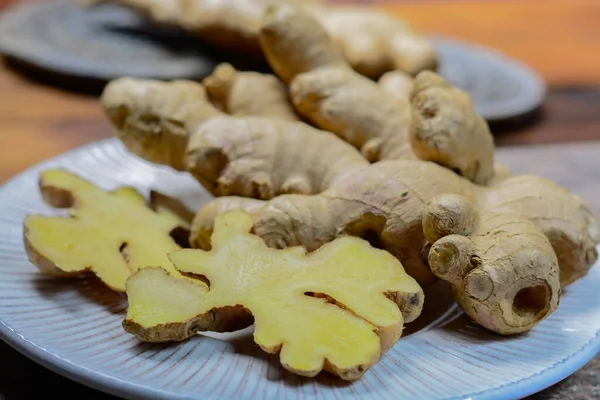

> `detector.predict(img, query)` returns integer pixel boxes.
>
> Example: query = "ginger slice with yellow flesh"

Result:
[23,169,192,292]
[124,210,423,380]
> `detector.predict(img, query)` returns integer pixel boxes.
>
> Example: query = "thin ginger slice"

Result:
[124,210,424,380]
[23,169,193,292]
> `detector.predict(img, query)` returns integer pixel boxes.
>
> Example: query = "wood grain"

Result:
[379,0,600,86]
[0,65,111,182]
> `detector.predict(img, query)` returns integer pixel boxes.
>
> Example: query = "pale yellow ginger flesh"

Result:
[23,169,192,292]
[92,0,436,79]
[190,196,265,250]
[125,210,424,380]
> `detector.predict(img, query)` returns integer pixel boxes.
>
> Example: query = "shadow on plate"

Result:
[33,274,127,315]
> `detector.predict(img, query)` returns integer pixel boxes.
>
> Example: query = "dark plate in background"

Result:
[0,0,545,123]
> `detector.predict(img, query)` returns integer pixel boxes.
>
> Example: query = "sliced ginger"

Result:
[23,169,193,292]
[124,210,423,380]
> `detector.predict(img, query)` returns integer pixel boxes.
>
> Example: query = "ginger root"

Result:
[98,5,598,335]
[423,194,560,334]
[410,71,495,183]
[124,210,423,380]
[94,0,435,79]
[378,70,415,99]
[314,6,436,78]
[23,169,192,292]
[102,77,368,200]
[191,159,598,333]
[259,4,494,184]
[202,62,299,121]
[101,77,221,171]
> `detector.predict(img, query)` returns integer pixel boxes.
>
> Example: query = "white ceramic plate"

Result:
[0,139,599,400]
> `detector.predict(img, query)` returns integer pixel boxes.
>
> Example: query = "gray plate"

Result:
[0,1,545,121]
[0,0,220,81]
[433,36,546,122]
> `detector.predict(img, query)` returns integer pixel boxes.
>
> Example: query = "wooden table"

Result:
[0,0,599,399]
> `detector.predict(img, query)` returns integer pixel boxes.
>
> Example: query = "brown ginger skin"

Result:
[101,78,368,200]
[259,4,495,184]
[378,70,415,99]
[202,63,299,121]
[479,175,599,285]
[410,72,495,184]
[92,0,436,79]
[191,160,598,333]
[423,194,560,334]
[101,78,222,171]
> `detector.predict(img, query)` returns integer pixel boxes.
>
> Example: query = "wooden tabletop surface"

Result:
[0,0,599,399]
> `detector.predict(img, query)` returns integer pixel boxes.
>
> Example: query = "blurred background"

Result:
[0,0,599,182]
[0,0,598,399]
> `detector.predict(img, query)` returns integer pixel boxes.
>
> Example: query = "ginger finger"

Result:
[410,71,495,185]
[315,6,437,78]
[190,196,266,250]
[378,70,415,100]
[480,175,600,285]
[260,5,413,162]
[101,78,222,171]
[184,117,368,199]
[203,63,299,121]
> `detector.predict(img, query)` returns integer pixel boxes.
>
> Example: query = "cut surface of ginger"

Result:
[23,169,193,292]
[124,210,424,380]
